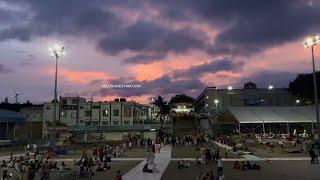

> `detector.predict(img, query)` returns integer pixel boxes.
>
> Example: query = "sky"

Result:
[1,0,320,104]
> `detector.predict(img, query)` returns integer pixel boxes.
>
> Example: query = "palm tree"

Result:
[153,96,169,124]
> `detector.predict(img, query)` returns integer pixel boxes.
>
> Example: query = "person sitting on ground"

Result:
[209,170,214,180]
[143,163,153,173]
[96,162,105,172]
[252,163,261,170]
[233,161,240,170]
[103,161,110,169]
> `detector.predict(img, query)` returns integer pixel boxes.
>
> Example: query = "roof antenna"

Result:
[13,89,23,104]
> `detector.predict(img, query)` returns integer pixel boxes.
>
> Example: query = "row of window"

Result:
[78,120,131,125]
[25,114,42,118]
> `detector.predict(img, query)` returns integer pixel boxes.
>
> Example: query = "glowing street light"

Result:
[303,34,320,139]
[268,85,274,90]
[296,99,300,104]
[214,99,219,104]
[228,86,233,91]
[49,43,65,141]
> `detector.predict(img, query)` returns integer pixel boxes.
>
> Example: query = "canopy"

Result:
[227,106,317,124]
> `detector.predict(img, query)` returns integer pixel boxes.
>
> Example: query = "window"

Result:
[92,105,100,109]
[85,111,91,117]
[62,99,67,105]
[79,106,84,109]
[46,107,51,110]
[124,121,130,125]
[71,99,78,104]
[102,110,108,116]
[33,114,36,118]
[26,114,29,118]
[113,121,119,125]
[102,121,108,125]
[113,110,119,116]
[92,121,99,125]
[85,121,91,126]
[71,113,77,118]
[80,120,84,124]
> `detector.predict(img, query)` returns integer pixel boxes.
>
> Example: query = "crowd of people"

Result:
[1,150,72,180]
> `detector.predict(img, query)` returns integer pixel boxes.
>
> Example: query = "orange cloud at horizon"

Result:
[200,71,241,88]
[127,51,210,81]
[46,67,110,85]
[128,62,165,81]
[98,95,150,104]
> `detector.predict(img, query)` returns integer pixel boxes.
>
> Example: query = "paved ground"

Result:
[92,161,140,180]
[123,145,171,180]
[162,160,320,180]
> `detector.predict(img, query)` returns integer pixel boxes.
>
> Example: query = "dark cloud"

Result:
[172,59,243,78]
[98,21,209,57]
[93,75,205,98]
[2,0,319,61]
[0,64,13,73]
[88,59,240,98]
[235,71,297,88]
[123,53,166,64]
[152,0,320,56]
[0,26,31,41]
[0,0,122,41]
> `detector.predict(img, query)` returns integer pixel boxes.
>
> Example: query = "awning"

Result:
[227,106,316,124]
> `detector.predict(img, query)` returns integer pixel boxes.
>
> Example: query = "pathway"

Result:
[122,145,172,180]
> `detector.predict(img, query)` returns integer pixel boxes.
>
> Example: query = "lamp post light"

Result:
[49,43,65,142]
[303,34,320,139]
[268,85,274,90]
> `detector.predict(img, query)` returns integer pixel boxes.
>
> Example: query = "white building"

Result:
[43,97,160,141]
[43,97,150,126]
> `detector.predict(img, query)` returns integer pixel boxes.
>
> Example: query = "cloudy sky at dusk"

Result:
[1,0,320,103]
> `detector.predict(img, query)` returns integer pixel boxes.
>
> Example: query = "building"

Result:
[196,86,298,115]
[43,97,160,141]
[0,109,26,141]
[195,84,299,136]
[19,106,44,140]
[170,103,194,114]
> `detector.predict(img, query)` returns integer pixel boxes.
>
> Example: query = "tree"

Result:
[169,94,195,104]
[153,96,170,123]
[244,82,257,89]
[2,97,9,104]
[289,72,320,103]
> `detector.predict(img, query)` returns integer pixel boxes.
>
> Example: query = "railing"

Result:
[69,124,161,132]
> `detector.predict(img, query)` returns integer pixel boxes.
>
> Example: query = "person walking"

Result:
[313,147,319,164]
[217,157,223,175]
[309,145,316,164]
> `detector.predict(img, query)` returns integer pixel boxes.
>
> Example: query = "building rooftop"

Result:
[0,109,26,123]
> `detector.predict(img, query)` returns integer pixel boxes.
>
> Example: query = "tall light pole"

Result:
[49,43,65,142]
[214,99,219,137]
[303,34,320,140]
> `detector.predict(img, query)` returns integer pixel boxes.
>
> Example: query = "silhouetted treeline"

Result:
[289,72,320,104]
[0,97,42,112]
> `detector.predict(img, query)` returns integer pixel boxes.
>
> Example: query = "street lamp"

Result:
[49,43,65,142]
[268,85,274,90]
[303,34,320,139]
[228,86,233,91]
[214,99,220,136]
